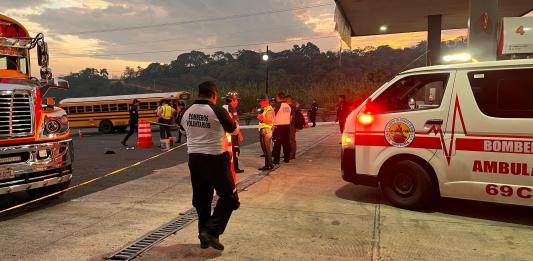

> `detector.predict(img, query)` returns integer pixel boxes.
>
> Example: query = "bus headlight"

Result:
[44,120,61,133]
[41,114,69,138]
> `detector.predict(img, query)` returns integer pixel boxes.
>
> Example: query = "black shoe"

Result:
[258,166,273,171]
[199,232,224,250]
[121,141,127,147]
[235,169,244,173]
[199,238,209,249]
[284,159,290,163]
[273,161,280,165]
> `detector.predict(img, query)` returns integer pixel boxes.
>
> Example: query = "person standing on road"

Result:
[272,92,292,164]
[174,100,186,143]
[157,99,175,147]
[178,81,240,251]
[222,92,244,174]
[336,95,350,134]
[309,99,318,127]
[121,99,140,147]
[257,97,275,170]
[286,96,297,160]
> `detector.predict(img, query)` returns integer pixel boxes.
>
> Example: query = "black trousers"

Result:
[189,152,240,237]
[272,124,291,163]
[159,118,172,139]
[310,112,317,126]
[122,120,137,143]
[231,135,240,170]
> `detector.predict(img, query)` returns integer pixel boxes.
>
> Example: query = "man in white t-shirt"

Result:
[272,92,292,164]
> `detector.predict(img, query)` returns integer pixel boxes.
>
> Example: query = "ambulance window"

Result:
[372,73,449,114]
[468,68,533,118]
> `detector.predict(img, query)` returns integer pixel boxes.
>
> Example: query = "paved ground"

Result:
[0,127,259,217]
[1,124,533,260]
[139,131,533,261]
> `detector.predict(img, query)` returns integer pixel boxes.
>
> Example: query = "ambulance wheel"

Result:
[27,180,71,199]
[381,160,435,209]
[99,120,114,134]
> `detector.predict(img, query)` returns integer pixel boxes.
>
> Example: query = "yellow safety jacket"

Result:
[159,105,173,120]
[258,105,274,129]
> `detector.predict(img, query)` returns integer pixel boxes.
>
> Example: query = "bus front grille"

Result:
[0,91,33,138]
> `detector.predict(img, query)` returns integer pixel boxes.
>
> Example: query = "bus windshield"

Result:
[0,55,28,74]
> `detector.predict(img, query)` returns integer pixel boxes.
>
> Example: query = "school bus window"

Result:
[149,102,157,109]
[140,102,149,110]
[101,104,109,112]
[76,106,84,113]
[110,104,118,111]
[85,106,93,113]
[118,103,128,111]
[93,105,101,112]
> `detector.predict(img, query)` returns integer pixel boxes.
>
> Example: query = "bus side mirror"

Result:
[37,41,49,67]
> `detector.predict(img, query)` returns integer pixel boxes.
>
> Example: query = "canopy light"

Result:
[379,25,388,32]
[442,53,472,63]
[262,54,269,61]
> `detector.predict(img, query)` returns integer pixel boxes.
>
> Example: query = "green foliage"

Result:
[50,38,467,112]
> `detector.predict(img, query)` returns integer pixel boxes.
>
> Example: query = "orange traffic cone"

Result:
[137,120,153,148]
[78,129,83,139]
[302,111,309,128]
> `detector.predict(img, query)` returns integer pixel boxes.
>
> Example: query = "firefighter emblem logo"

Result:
[385,118,415,147]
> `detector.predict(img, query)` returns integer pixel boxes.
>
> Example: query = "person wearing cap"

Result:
[178,81,240,251]
[121,99,140,146]
[157,99,175,147]
[272,92,292,164]
[222,92,244,173]
[257,96,275,170]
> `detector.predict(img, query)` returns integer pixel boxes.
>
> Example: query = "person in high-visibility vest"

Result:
[156,99,175,147]
[222,92,244,174]
[257,97,275,170]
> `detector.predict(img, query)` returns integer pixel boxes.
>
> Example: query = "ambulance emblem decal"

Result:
[385,118,415,148]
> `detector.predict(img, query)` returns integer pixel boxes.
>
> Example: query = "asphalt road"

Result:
[0,127,260,218]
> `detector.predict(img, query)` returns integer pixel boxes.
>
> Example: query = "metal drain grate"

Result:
[106,132,334,260]
[106,208,198,260]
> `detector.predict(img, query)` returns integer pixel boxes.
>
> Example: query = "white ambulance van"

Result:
[341,59,533,209]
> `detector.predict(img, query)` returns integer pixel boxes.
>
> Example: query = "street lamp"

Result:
[263,45,269,96]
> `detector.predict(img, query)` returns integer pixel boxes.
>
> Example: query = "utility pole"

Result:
[266,45,269,96]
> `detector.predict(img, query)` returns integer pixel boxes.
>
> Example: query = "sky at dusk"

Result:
[2,0,471,77]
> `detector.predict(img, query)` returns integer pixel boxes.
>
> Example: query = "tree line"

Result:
[47,37,467,113]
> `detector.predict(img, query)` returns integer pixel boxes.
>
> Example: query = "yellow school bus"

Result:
[60,92,190,133]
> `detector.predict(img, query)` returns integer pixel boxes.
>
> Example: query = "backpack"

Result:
[294,110,306,130]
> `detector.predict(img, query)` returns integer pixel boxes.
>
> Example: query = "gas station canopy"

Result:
[335,0,533,36]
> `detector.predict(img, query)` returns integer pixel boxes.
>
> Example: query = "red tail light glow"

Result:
[357,113,375,125]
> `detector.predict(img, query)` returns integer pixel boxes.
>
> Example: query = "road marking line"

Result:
[0,144,186,215]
